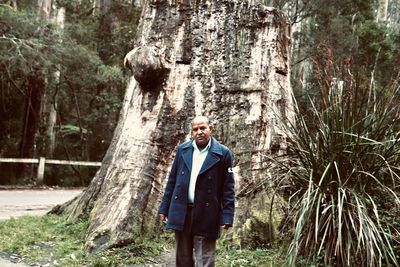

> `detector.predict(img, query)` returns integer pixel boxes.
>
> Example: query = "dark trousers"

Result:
[175,206,216,267]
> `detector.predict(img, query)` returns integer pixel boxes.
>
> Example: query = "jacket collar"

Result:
[181,137,223,173]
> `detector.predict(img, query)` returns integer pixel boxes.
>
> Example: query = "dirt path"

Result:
[142,249,175,266]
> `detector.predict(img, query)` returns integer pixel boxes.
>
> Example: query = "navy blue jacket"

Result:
[158,137,235,239]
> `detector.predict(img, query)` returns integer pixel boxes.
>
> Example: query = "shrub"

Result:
[272,65,400,266]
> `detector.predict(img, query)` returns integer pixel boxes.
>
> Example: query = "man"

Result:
[158,116,235,267]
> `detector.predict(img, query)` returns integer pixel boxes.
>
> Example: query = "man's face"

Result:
[191,118,212,147]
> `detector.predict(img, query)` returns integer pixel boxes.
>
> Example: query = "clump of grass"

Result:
[0,215,86,265]
[0,215,171,266]
[271,51,400,266]
[217,245,286,267]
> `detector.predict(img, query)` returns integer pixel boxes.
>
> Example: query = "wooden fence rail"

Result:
[0,157,101,185]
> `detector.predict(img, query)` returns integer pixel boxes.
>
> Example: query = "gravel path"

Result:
[0,258,29,267]
[0,189,82,220]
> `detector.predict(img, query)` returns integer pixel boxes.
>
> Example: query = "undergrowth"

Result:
[0,215,170,266]
[0,215,286,266]
[216,246,286,267]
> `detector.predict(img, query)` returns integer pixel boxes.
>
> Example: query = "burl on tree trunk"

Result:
[52,0,293,252]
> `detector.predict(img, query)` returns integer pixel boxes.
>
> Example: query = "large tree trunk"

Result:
[53,0,293,252]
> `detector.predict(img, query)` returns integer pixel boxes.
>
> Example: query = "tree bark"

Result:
[388,0,400,25]
[54,0,293,252]
[9,0,18,9]
[377,0,389,21]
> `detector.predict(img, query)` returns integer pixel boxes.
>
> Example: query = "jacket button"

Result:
[181,171,185,175]
[207,176,212,180]
[174,196,178,200]
[207,189,211,193]
[205,202,210,207]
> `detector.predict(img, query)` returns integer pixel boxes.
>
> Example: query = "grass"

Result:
[217,246,286,267]
[0,215,171,266]
[0,215,286,266]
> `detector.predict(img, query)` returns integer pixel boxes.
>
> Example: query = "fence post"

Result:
[37,157,45,186]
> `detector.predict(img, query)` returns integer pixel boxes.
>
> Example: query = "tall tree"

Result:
[53,0,294,252]
[37,0,66,159]
[19,67,44,178]
[12,0,65,181]
[17,3,48,180]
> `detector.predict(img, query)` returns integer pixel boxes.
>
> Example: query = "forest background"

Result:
[0,0,399,186]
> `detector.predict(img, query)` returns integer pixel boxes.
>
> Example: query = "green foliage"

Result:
[0,1,139,185]
[272,70,400,266]
[93,1,140,64]
[96,65,125,84]
[0,6,52,75]
[292,0,399,93]
[60,124,88,137]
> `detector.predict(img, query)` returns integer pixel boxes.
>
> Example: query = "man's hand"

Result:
[221,224,232,229]
[159,214,168,223]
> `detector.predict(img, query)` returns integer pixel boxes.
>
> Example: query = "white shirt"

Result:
[188,139,211,203]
